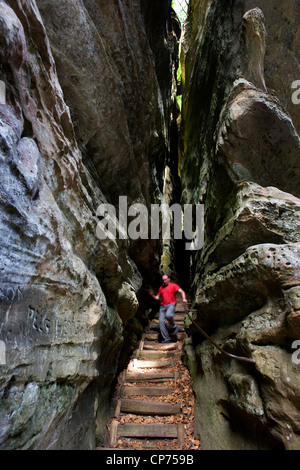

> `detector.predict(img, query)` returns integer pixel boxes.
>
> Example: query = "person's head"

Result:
[162,274,170,286]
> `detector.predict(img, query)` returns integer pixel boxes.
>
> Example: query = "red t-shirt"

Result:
[158,283,180,305]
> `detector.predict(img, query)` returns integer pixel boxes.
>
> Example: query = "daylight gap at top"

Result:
[172,0,189,23]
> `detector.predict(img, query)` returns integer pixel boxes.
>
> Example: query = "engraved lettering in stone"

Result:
[28,306,50,335]
[28,306,35,320]
[17,287,23,301]
[6,288,15,302]
[0,287,23,302]
[44,318,50,334]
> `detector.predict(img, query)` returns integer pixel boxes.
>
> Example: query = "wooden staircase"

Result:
[103,302,197,450]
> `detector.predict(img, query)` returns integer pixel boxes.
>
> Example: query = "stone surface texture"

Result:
[181,0,300,450]
[1,0,300,452]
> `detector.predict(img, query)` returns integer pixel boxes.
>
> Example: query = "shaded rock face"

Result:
[37,0,164,205]
[0,0,177,449]
[181,0,300,450]
[244,0,300,135]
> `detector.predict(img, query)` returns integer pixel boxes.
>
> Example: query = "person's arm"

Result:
[178,288,187,303]
[147,288,161,302]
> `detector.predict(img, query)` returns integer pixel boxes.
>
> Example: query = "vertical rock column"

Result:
[180,0,300,450]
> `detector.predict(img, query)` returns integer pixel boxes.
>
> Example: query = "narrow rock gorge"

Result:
[0,0,299,451]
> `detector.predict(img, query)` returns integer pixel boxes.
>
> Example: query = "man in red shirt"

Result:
[150,274,187,343]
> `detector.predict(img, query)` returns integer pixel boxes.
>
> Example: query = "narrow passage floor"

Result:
[104,302,200,451]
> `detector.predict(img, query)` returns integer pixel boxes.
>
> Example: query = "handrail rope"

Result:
[184,305,255,365]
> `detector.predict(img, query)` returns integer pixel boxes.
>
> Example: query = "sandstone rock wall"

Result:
[244,0,300,135]
[181,0,300,449]
[0,0,177,449]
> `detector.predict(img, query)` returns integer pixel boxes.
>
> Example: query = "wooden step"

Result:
[128,357,174,369]
[144,331,186,341]
[133,349,175,360]
[120,385,174,397]
[175,315,186,321]
[143,342,178,351]
[124,371,179,382]
[144,332,159,341]
[119,423,178,438]
[150,319,185,325]
[109,421,185,445]
[119,399,181,416]
[154,313,186,321]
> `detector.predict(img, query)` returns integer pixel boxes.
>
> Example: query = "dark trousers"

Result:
[159,303,177,342]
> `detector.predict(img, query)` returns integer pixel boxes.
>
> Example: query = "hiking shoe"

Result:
[172,325,179,335]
